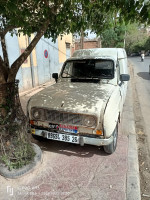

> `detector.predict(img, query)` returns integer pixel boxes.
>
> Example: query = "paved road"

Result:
[128,56,150,152]
[128,56,150,199]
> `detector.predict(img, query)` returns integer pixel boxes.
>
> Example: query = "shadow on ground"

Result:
[31,136,108,158]
[137,72,150,80]
[29,125,123,158]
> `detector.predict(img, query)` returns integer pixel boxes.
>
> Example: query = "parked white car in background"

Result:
[27,48,130,154]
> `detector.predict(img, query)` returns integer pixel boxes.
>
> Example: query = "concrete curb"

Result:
[127,134,141,200]
[0,143,42,179]
[126,63,141,200]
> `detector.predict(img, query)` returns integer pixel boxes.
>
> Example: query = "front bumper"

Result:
[31,128,114,146]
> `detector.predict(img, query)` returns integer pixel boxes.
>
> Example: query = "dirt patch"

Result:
[130,65,150,199]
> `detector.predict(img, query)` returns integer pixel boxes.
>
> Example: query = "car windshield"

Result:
[61,59,114,79]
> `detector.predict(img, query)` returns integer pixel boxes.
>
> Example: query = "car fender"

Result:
[103,86,121,138]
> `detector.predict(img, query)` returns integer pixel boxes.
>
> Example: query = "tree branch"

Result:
[0,25,15,36]
[1,35,9,70]
[0,56,8,83]
[8,20,50,82]
[43,0,49,6]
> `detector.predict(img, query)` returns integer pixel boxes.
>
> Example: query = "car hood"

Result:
[28,82,115,117]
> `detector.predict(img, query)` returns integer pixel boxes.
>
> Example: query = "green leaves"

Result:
[0,0,149,39]
[101,24,126,48]
[125,23,149,54]
[7,2,17,12]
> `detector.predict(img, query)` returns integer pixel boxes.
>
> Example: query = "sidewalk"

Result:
[0,69,140,200]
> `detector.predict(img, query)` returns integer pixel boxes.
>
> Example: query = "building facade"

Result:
[0,33,73,92]
[74,38,101,51]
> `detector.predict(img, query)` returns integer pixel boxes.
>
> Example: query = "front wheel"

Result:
[103,123,118,154]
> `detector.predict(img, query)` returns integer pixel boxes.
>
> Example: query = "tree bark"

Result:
[0,25,15,37]
[0,67,6,83]
[0,56,8,83]
[1,35,9,70]
[0,81,33,170]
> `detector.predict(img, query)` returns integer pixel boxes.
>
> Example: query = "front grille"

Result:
[45,110,82,125]
[31,107,97,128]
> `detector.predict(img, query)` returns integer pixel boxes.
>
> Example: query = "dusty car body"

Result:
[27,48,130,154]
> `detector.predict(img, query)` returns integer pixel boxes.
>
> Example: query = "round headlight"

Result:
[83,116,96,127]
[32,109,42,120]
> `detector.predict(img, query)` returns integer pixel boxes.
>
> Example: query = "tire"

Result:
[103,123,118,154]
[32,134,46,142]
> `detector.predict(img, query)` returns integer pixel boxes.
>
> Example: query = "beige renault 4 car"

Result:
[27,48,130,154]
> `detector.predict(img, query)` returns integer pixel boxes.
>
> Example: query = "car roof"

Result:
[70,48,126,61]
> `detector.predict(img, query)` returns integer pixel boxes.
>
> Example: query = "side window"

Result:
[117,61,120,83]
[62,62,73,77]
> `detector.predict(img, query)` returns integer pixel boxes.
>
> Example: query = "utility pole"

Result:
[80,5,84,49]
[124,31,126,48]
[28,36,35,88]
[80,28,84,49]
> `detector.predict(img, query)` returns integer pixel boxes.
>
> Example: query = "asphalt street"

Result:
[128,56,150,199]
[128,56,150,152]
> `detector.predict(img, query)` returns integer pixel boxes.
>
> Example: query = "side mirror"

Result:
[52,73,58,83]
[120,74,130,82]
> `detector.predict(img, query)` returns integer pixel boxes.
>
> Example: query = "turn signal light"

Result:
[96,130,103,135]
[30,120,34,125]
[31,129,35,134]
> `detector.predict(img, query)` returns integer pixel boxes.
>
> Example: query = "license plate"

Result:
[47,132,79,144]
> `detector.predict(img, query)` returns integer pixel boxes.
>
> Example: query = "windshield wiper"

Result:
[62,72,78,78]
[62,72,103,80]
[62,72,91,79]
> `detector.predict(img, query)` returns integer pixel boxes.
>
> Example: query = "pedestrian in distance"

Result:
[141,52,145,62]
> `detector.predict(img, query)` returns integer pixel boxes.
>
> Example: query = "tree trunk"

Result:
[0,80,34,170]
[1,35,9,70]
[0,58,7,84]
